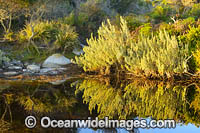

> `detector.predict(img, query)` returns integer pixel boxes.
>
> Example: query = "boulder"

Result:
[42,54,71,68]
[8,66,22,70]
[27,65,40,73]
[3,72,19,76]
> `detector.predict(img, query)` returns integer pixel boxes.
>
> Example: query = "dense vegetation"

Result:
[1,0,200,78]
[74,77,200,126]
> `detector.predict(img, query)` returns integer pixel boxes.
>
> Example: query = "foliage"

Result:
[73,17,132,75]
[112,14,145,32]
[139,23,152,36]
[193,48,200,73]
[174,17,196,34]
[18,20,79,53]
[62,0,109,42]
[178,24,200,72]
[188,4,200,19]
[109,0,135,14]
[54,23,80,53]
[74,77,200,125]
[125,30,189,78]
[150,5,175,23]
[74,17,189,77]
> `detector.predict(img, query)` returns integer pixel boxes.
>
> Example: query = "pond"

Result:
[0,77,199,133]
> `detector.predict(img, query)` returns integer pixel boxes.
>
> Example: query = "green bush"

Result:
[61,0,108,42]
[193,48,200,73]
[112,14,145,32]
[139,23,152,37]
[173,17,196,34]
[18,20,79,53]
[74,17,189,78]
[180,25,200,51]
[18,21,57,43]
[125,30,189,78]
[180,25,200,72]
[54,23,80,53]
[73,17,132,75]
[150,5,175,23]
[188,3,200,19]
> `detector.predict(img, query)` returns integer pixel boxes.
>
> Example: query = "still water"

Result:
[0,77,199,132]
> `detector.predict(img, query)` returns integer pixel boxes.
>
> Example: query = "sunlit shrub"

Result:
[139,23,152,37]
[18,21,58,43]
[125,30,189,78]
[18,20,79,53]
[180,25,200,51]
[188,3,200,19]
[193,48,200,73]
[178,24,200,73]
[54,23,80,53]
[73,17,132,75]
[173,17,196,34]
[150,5,174,23]
[74,17,189,77]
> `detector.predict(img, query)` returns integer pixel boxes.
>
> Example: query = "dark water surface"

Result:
[0,77,200,133]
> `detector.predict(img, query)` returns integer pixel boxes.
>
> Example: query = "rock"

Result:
[42,54,71,68]
[72,48,84,55]
[50,79,67,85]
[8,66,22,70]
[40,68,56,73]
[3,72,19,76]
[10,60,23,67]
[27,65,40,73]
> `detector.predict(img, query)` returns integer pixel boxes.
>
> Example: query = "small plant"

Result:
[139,23,152,37]
[54,23,80,54]
[188,3,200,19]
[18,20,79,54]
[150,5,174,23]
[18,21,58,44]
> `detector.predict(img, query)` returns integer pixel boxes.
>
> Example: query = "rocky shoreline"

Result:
[0,54,83,84]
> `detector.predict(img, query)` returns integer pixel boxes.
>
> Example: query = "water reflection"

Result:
[74,78,200,127]
[0,80,81,132]
[0,77,200,132]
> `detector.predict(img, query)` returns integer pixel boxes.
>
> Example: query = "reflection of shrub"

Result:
[18,20,79,53]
